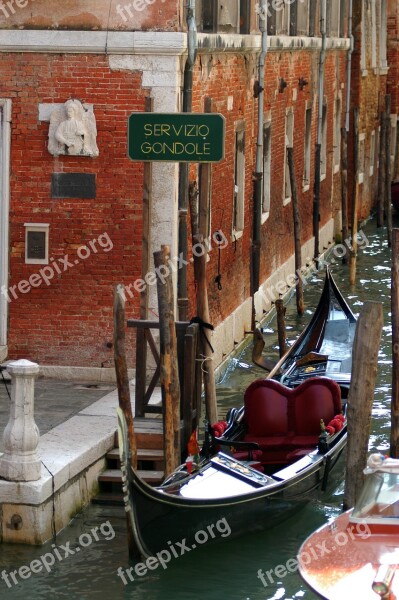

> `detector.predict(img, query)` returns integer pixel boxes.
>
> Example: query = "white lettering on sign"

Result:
[141,141,211,156]
[143,124,211,138]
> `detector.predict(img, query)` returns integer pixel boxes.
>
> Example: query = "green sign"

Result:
[128,113,225,163]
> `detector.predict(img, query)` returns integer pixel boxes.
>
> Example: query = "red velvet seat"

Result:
[242,377,342,465]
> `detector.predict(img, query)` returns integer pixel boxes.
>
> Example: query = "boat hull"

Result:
[299,510,399,600]
[124,433,346,557]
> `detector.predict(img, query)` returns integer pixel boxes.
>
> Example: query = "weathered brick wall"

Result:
[189,52,258,325]
[2,54,146,366]
[191,45,350,326]
[387,0,399,113]
[348,0,388,220]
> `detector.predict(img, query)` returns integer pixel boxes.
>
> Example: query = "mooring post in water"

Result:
[114,285,137,470]
[391,229,399,457]
[341,127,349,264]
[385,94,393,248]
[343,301,384,510]
[349,108,360,286]
[113,285,139,559]
[377,109,387,229]
[154,246,181,476]
[275,299,287,358]
[287,147,305,315]
[192,233,218,425]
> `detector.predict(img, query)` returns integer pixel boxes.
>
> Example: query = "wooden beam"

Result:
[276,299,287,358]
[343,301,384,510]
[377,110,386,228]
[385,95,393,247]
[113,284,139,558]
[154,246,181,476]
[135,96,153,417]
[349,108,360,286]
[287,147,304,315]
[193,234,218,425]
[341,127,349,263]
[391,229,399,457]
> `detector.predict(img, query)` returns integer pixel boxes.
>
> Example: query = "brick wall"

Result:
[191,45,350,326]
[2,54,146,366]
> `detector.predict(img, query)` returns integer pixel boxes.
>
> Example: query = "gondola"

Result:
[118,269,356,558]
[256,267,356,396]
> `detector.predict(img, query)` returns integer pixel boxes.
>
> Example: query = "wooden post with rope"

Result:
[113,284,138,558]
[192,234,218,425]
[154,246,181,476]
[190,96,218,426]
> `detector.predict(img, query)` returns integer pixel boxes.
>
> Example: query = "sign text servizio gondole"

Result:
[128,113,226,163]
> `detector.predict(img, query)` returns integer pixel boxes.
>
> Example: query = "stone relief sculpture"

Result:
[48,99,99,157]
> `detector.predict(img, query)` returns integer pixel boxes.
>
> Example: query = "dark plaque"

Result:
[51,173,96,199]
[27,231,46,260]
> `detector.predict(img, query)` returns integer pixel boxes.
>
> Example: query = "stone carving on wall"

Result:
[48,99,99,157]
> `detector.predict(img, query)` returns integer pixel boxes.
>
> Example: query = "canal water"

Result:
[0,217,395,600]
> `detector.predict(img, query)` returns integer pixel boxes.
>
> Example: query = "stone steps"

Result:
[93,419,166,506]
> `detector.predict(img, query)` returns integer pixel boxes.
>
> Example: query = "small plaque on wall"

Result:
[51,173,96,199]
[24,223,49,265]
[27,231,46,260]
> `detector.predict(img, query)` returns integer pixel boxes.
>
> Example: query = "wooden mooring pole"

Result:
[114,285,137,470]
[385,95,393,247]
[390,229,399,457]
[275,299,287,358]
[287,147,305,315]
[113,284,139,559]
[154,246,181,477]
[193,233,218,425]
[343,301,383,510]
[349,108,360,286]
[135,97,153,418]
[341,127,349,264]
[377,109,387,229]
[188,96,218,426]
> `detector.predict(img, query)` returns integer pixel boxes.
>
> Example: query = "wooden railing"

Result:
[128,320,202,451]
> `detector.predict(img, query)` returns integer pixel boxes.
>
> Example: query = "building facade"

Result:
[0,0,390,372]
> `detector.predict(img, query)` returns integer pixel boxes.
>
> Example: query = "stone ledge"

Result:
[0,30,187,55]
[38,365,135,382]
[0,385,125,506]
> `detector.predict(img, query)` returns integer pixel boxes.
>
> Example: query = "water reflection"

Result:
[0,218,396,600]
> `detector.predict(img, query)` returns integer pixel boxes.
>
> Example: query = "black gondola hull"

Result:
[121,428,346,557]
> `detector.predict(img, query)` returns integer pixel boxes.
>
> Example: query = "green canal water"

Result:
[0,217,396,600]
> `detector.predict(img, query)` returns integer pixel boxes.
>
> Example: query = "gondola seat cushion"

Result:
[242,377,342,464]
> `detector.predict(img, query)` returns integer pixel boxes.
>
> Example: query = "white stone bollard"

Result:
[0,359,41,481]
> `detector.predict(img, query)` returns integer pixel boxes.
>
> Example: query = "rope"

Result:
[190,316,215,353]
[214,230,223,290]
[196,354,213,374]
